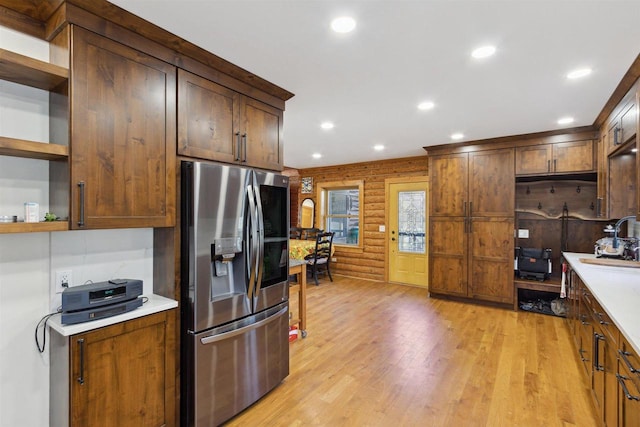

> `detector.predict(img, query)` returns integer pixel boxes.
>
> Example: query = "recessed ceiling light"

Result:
[471,45,496,59]
[312,153,322,159]
[417,101,435,111]
[331,16,356,33]
[567,68,592,79]
[374,144,385,151]
[557,117,574,125]
[451,133,464,140]
[320,122,334,130]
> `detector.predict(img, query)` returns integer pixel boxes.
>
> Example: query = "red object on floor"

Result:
[289,325,298,343]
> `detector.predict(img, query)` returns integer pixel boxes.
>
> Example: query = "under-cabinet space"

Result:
[608,140,637,219]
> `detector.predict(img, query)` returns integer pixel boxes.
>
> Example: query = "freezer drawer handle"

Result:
[200,306,287,345]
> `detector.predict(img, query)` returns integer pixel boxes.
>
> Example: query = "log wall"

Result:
[293,156,429,281]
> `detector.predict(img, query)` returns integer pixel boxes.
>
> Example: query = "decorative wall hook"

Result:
[563,202,568,211]
[550,185,555,194]
[526,186,530,195]
[590,202,594,210]
[576,185,581,193]
[538,202,542,209]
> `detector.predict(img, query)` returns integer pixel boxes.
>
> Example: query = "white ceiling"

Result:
[109,0,640,169]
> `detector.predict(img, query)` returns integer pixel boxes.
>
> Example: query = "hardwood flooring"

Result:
[225,276,599,426]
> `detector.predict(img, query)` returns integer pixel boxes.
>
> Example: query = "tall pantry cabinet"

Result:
[428,148,515,304]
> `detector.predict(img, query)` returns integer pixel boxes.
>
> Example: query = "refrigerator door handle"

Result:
[253,174,265,297]
[246,184,259,300]
[199,306,288,345]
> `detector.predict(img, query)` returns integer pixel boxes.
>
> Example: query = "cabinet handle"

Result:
[77,181,85,227]
[619,350,639,373]
[77,338,85,385]
[234,132,241,161]
[593,332,604,371]
[547,160,551,173]
[617,374,640,401]
[614,127,621,145]
[241,133,248,163]
[596,198,602,218]
[463,201,467,217]
[553,159,557,172]
[469,202,473,216]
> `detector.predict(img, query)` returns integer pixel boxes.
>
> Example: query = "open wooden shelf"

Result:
[0,136,68,160]
[0,221,68,234]
[0,48,68,90]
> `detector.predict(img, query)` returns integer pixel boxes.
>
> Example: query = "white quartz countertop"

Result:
[564,252,640,355]
[48,294,178,337]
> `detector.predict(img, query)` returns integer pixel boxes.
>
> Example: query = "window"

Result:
[317,180,363,247]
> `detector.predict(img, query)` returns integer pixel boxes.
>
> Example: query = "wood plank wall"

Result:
[291,156,429,281]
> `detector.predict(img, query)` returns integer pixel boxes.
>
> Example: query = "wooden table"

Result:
[288,258,307,337]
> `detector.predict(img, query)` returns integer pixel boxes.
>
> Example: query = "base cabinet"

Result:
[567,265,640,426]
[50,310,176,427]
[618,336,640,426]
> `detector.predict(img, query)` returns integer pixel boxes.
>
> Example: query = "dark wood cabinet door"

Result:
[596,133,608,218]
[429,153,468,217]
[241,96,283,170]
[70,311,174,427]
[428,217,467,297]
[515,145,552,175]
[469,149,514,217]
[71,27,176,229]
[553,140,595,173]
[467,217,514,303]
[619,100,637,146]
[177,69,240,163]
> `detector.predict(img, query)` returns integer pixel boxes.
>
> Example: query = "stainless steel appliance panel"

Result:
[187,162,253,332]
[191,302,289,426]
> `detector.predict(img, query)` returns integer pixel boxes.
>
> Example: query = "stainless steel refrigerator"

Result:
[181,161,290,426]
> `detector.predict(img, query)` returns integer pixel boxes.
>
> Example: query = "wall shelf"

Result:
[0,221,68,233]
[0,48,68,90]
[0,136,68,160]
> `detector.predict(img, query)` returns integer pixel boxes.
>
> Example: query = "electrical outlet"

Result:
[55,270,72,294]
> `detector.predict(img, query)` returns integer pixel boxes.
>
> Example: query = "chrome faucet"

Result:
[612,215,637,249]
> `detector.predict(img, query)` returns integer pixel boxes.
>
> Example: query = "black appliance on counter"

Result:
[515,247,552,281]
[181,161,290,426]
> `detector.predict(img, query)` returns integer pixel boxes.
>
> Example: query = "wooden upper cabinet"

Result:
[607,98,637,155]
[70,27,176,229]
[178,69,240,163]
[515,140,595,176]
[177,69,284,170]
[469,149,515,217]
[514,144,552,175]
[429,153,468,216]
[242,96,283,171]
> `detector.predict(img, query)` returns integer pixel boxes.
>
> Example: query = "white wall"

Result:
[0,26,154,427]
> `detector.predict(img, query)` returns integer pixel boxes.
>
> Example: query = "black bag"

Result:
[516,247,551,280]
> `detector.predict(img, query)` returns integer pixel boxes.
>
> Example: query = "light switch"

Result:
[379,225,385,232]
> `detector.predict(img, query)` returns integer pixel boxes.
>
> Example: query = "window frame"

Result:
[317,180,364,249]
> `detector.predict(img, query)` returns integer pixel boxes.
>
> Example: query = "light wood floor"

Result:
[225,276,599,426]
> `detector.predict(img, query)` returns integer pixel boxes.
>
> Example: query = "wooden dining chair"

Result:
[289,227,302,239]
[304,231,334,285]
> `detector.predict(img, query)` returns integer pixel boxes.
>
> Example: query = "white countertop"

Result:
[48,294,178,337]
[564,252,640,355]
